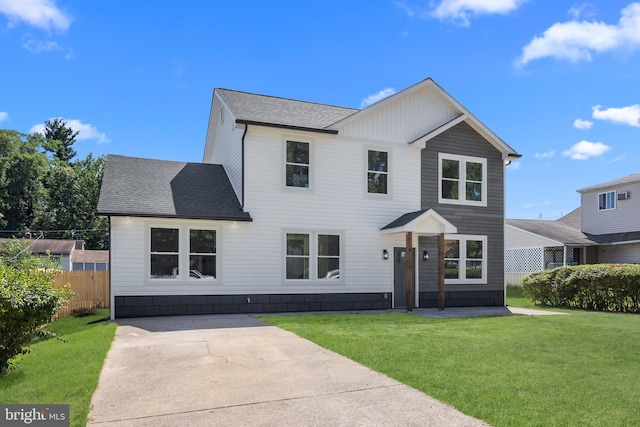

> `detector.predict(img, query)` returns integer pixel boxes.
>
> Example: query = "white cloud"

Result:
[534,150,555,159]
[568,3,597,20]
[360,88,397,109]
[562,140,610,160]
[0,112,7,123]
[516,3,640,66]
[432,0,526,26]
[509,160,521,170]
[30,118,110,144]
[0,0,71,32]
[22,38,61,53]
[573,118,593,129]
[592,104,640,127]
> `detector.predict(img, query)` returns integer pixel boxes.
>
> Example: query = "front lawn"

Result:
[263,309,640,426]
[0,309,116,427]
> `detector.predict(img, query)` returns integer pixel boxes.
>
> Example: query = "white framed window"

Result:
[598,191,616,211]
[444,235,487,284]
[438,153,487,206]
[367,149,389,195]
[285,140,310,188]
[189,229,216,280]
[147,224,219,282]
[285,231,342,281]
[150,227,179,279]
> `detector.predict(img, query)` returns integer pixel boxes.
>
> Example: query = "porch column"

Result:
[438,233,445,310]
[406,231,413,312]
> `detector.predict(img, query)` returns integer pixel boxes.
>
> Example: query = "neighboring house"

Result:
[72,250,110,271]
[506,173,640,284]
[0,238,85,270]
[98,78,521,319]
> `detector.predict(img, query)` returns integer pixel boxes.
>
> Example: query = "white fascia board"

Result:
[409,114,467,147]
[380,208,458,235]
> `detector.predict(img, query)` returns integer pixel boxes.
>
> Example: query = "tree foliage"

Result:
[0,120,108,249]
[0,241,72,375]
[43,118,78,163]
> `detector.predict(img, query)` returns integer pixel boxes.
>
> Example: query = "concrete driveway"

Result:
[88,314,489,426]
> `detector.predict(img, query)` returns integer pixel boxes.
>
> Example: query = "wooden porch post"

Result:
[406,231,413,312]
[438,233,445,310]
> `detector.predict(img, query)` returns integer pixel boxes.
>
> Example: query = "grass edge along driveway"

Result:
[0,309,117,427]
[262,309,640,427]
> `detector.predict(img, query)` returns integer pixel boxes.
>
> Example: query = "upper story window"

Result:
[598,191,616,211]
[439,153,487,207]
[285,140,310,188]
[367,150,388,194]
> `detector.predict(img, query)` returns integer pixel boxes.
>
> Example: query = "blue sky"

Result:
[1,0,639,220]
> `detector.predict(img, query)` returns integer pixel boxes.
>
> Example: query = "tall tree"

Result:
[43,118,78,162]
[0,130,48,231]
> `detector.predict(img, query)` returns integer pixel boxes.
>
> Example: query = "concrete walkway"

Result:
[88,314,491,426]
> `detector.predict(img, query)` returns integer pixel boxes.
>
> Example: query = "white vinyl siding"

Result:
[581,181,640,234]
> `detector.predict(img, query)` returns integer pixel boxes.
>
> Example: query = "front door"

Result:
[393,247,414,308]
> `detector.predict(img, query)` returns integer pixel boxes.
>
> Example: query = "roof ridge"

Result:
[216,88,359,112]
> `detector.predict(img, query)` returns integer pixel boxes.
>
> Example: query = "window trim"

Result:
[598,191,616,211]
[365,147,391,197]
[283,136,314,191]
[443,234,487,284]
[438,153,487,207]
[146,223,220,284]
[283,230,344,284]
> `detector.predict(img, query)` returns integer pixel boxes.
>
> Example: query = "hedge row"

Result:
[522,264,640,313]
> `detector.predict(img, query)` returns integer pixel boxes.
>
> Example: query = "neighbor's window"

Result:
[439,153,487,206]
[150,228,179,279]
[189,229,216,279]
[444,235,486,283]
[286,233,309,279]
[318,234,340,279]
[598,191,616,211]
[286,141,310,188]
[367,150,388,194]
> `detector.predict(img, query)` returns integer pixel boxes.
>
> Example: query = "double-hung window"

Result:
[444,235,487,284]
[150,228,179,279]
[367,150,388,194]
[286,232,341,281]
[439,153,487,206]
[189,229,216,279]
[286,141,310,188]
[598,191,615,211]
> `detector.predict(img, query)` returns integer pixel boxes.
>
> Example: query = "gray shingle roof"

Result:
[0,238,81,255]
[506,208,594,246]
[97,155,251,221]
[216,88,357,132]
[577,173,640,193]
[381,210,429,230]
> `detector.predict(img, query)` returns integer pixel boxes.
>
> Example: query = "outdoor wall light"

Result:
[382,249,389,260]
[423,250,429,261]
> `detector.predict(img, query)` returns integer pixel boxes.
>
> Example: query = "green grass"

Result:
[0,309,117,427]
[262,308,640,426]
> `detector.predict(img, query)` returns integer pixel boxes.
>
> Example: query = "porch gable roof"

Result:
[380,208,457,236]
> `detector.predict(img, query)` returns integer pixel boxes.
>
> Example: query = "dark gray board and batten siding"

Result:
[419,122,505,307]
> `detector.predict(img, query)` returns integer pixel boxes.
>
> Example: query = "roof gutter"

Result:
[235,119,338,135]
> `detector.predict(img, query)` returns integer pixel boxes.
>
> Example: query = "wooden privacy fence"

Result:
[53,271,110,318]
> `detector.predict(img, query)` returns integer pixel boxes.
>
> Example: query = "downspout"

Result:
[240,124,248,209]
[108,216,114,320]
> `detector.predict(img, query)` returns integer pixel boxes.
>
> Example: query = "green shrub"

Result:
[0,242,72,375]
[522,264,640,313]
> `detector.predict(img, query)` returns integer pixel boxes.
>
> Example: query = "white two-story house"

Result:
[98,78,521,318]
